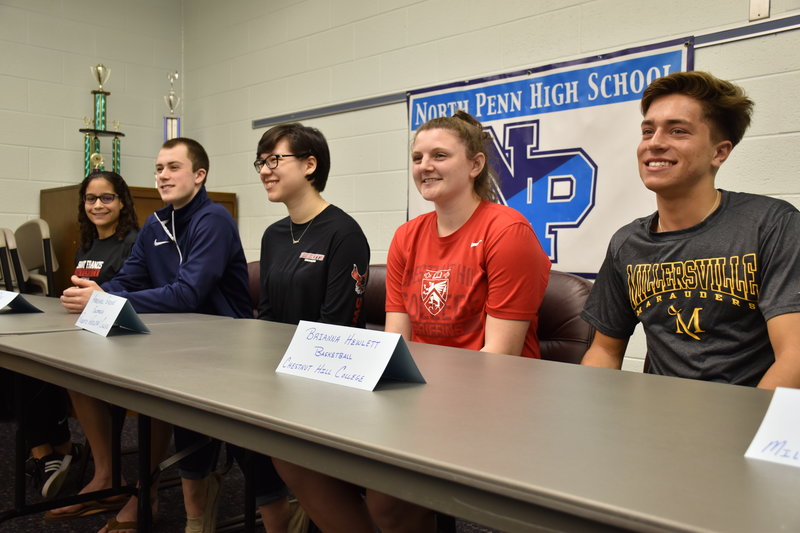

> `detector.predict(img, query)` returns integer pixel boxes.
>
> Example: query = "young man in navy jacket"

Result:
[60,138,263,533]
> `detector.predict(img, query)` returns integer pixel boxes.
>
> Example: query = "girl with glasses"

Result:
[44,171,139,521]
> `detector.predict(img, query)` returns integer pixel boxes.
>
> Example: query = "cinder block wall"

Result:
[180,1,800,264]
[0,0,182,230]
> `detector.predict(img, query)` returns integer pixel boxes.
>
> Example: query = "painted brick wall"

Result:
[0,0,181,230]
[179,0,800,265]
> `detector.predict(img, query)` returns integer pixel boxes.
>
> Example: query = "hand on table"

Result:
[60,275,104,314]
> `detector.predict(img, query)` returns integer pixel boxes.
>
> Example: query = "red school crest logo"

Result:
[421,269,450,316]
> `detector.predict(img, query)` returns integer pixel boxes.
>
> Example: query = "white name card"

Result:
[745,387,800,468]
[0,290,42,313]
[276,320,426,391]
[75,291,150,337]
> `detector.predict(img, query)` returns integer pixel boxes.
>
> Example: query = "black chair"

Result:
[361,266,595,363]
[0,229,14,291]
[537,270,595,364]
[363,264,387,330]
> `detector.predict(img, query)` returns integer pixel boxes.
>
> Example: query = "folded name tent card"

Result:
[0,290,43,313]
[75,291,150,337]
[277,320,426,391]
[745,387,800,468]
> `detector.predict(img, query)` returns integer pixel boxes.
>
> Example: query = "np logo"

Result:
[421,269,450,316]
[484,120,597,262]
[668,305,705,340]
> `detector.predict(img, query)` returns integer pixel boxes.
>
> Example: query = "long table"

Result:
[0,294,232,335]
[0,317,796,532]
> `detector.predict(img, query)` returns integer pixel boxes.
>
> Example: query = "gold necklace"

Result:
[290,217,314,244]
[657,190,721,233]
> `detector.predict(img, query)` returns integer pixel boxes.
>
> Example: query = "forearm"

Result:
[760,313,800,390]
[757,350,800,390]
[385,312,412,340]
[481,315,529,356]
[580,331,628,369]
[580,346,624,369]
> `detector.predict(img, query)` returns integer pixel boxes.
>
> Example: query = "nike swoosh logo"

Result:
[470,240,483,247]
[154,239,170,246]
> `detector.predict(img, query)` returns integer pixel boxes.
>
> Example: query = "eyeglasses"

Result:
[253,153,309,172]
[84,193,119,205]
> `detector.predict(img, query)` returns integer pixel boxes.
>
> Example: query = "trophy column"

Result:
[79,64,125,175]
[164,71,181,141]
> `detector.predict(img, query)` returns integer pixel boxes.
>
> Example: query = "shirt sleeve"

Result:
[104,211,238,313]
[758,209,800,320]
[318,229,370,327]
[102,229,152,294]
[385,226,408,314]
[484,221,551,321]
[581,243,639,339]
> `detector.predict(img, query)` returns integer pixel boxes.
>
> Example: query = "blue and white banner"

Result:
[407,39,693,275]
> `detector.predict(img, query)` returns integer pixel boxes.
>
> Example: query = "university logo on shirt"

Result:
[421,269,450,316]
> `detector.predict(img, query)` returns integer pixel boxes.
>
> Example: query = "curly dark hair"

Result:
[78,171,139,251]
[641,71,754,146]
[414,110,498,202]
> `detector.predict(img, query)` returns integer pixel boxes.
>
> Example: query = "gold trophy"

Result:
[80,64,124,175]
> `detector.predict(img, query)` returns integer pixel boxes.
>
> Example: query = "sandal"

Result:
[44,495,127,520]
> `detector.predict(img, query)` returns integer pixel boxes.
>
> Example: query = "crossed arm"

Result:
[385,312,530,356]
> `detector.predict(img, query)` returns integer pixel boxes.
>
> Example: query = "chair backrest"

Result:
[537,270,595,364]
[363,264,387,330]
[244,263,595,363]
[1,228,28,291]
[247,261,260,318]
[14,219,59,296]
[0,229,14,291]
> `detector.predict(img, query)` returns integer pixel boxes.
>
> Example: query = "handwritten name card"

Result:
[277,320,425,391]
[745,387,800,468]
[0,290,42,313]
[75,291,149,337]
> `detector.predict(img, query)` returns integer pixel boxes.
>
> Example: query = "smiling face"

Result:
[257,138,316,206]
[411,128,485,209]
[84,177,122,238]
[155,143,205,209]
[637,93,732,197]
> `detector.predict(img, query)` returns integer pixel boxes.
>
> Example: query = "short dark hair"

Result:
[162,137,209,184]
[256,123,331,192]
[414,110,497,202]
[641,71,754,146]
[78,171,139,251]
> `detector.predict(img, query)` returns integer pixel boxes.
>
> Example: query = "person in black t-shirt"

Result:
[22,172,137,506]
[255,123,371,532]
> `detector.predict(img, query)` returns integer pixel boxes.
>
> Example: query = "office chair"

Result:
[363,264,387,330]
[14,219,59,297]
[537,270,595,364]
[2,228,28,293]
[0,229,14,291]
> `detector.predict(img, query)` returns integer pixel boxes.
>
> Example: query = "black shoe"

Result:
[31,447,74,499]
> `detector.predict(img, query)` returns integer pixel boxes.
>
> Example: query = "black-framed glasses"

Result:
[84,193,119,205]
[253,153,309,172]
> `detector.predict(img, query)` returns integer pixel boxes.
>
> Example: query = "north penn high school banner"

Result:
[407,39,693,276]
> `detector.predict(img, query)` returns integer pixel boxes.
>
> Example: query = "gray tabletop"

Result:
[0,318,795,532]
[0,293,232,335]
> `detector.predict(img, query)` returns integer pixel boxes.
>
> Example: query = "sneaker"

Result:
[39,449,74,499]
